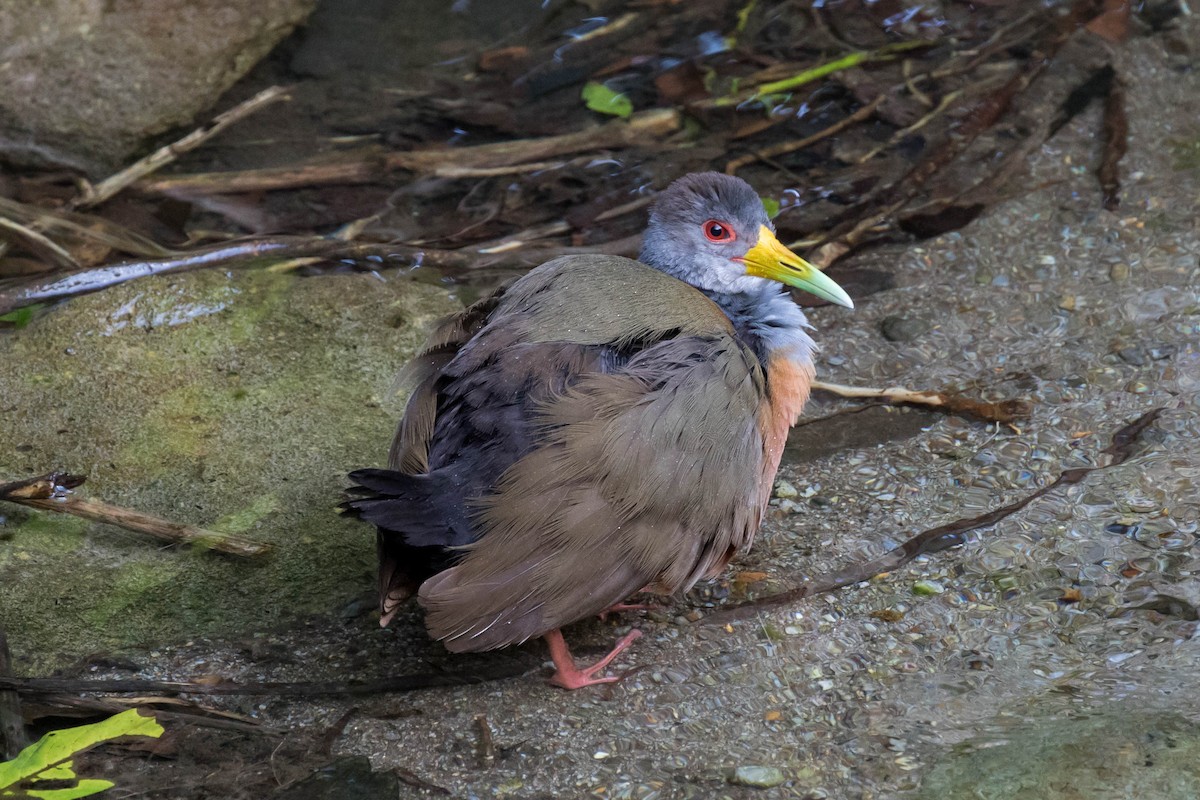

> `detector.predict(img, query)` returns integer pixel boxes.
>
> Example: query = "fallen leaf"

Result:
[581,82,633,118]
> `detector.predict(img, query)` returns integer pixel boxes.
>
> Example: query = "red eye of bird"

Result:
[703,220,735,243]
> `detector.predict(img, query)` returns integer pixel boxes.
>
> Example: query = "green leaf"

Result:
[760,197,781,219]
[0,709,163,799]
[0,304,39,329]
[581,82,633,119]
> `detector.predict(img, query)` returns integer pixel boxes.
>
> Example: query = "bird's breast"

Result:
[757,352,815,502]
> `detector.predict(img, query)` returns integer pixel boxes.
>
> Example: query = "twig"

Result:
[0,238,470,315]
[0,196,174,259]
[0,216,81,271]
[473,193,655,253]
[855,88,966,164]
[1097,71,1127,211]
[0,630,27,760]
[700,41,927,109]
[0,472,270,557]
[0,661,534,697]
[725,95,885,174]
[73,85,291,209]
[811,380,1030,424]
[139,109,680,197]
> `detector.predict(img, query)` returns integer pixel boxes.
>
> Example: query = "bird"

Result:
[343,172,852,689]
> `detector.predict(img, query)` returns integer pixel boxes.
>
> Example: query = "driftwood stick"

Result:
[811,380,1030,424]
[725,95,885,175]
[0,472,270,557]
[0,661,533,697]
[0,238,473,314]
[0,216,81,271]
[73,85,291,209]
[0,630,27,760]
[139,109,680,197]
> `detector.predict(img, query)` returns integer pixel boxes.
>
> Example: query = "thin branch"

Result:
[0,216,81,271]
[725,95,885,174]
[139,109,681,197]
[0,661,535,697]
[811,380,1030,424]
[73,85,291,209]
[1,472,270,557]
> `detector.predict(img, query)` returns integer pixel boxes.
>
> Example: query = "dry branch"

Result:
[812,380,1030,424]
[140,109,680,197]
[73,85,291,209]
[725,95,885,175]
[1,472,270,557]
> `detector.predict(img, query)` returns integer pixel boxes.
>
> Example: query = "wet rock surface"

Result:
[0,0,313,173]
[1,13,1199,800]
[0,270,454,668]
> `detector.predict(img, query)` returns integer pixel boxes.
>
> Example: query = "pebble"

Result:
[880,315,931,342]
[913,580,946,596]
[773,479,799,499]
[1109,262,1131,281]
[1116,346,1148,366]
[729,766,787,788]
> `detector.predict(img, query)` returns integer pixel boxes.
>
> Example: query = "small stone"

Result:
[773,479,799,499]
[1116,346,1148,366]
[990,273,1010,287]
[1058,295,1076,311]
[825,355,847,366]
[913,580,945,596]
[1148,344,1178,360]
[729,766,787,788]
[880,315,930,342]
[1109,262,1130,281]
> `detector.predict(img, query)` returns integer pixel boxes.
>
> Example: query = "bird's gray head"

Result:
[639,172,853,308]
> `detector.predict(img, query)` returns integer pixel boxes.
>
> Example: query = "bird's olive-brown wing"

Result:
[417,332,769,652]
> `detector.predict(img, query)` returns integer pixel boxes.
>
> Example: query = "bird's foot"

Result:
[545,628,643,690]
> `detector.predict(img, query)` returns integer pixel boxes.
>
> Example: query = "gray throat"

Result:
[703,285,817,368]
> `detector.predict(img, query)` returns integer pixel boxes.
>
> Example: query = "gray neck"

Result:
[702,283,817,367]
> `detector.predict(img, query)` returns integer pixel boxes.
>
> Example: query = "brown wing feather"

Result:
[388,284,511,473]
[418,333,770,652]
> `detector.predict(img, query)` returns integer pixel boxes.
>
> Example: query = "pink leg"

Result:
[544,628,643,690]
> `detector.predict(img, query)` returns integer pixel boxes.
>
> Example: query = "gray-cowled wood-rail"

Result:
[344,172,852,689]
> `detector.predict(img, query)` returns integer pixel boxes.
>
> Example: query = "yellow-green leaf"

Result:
[760,197,781,219]
[0,709,163,798]
[582,82,633,118]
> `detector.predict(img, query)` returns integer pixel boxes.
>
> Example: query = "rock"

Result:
[730,766,787,788]
[913,580,945,596]
[773,479,799,499]
[0,269,456,669]
[0,0,314,174]
[920,713,1200,800]
[1116,346,1148,366]
[880,315,930,342]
